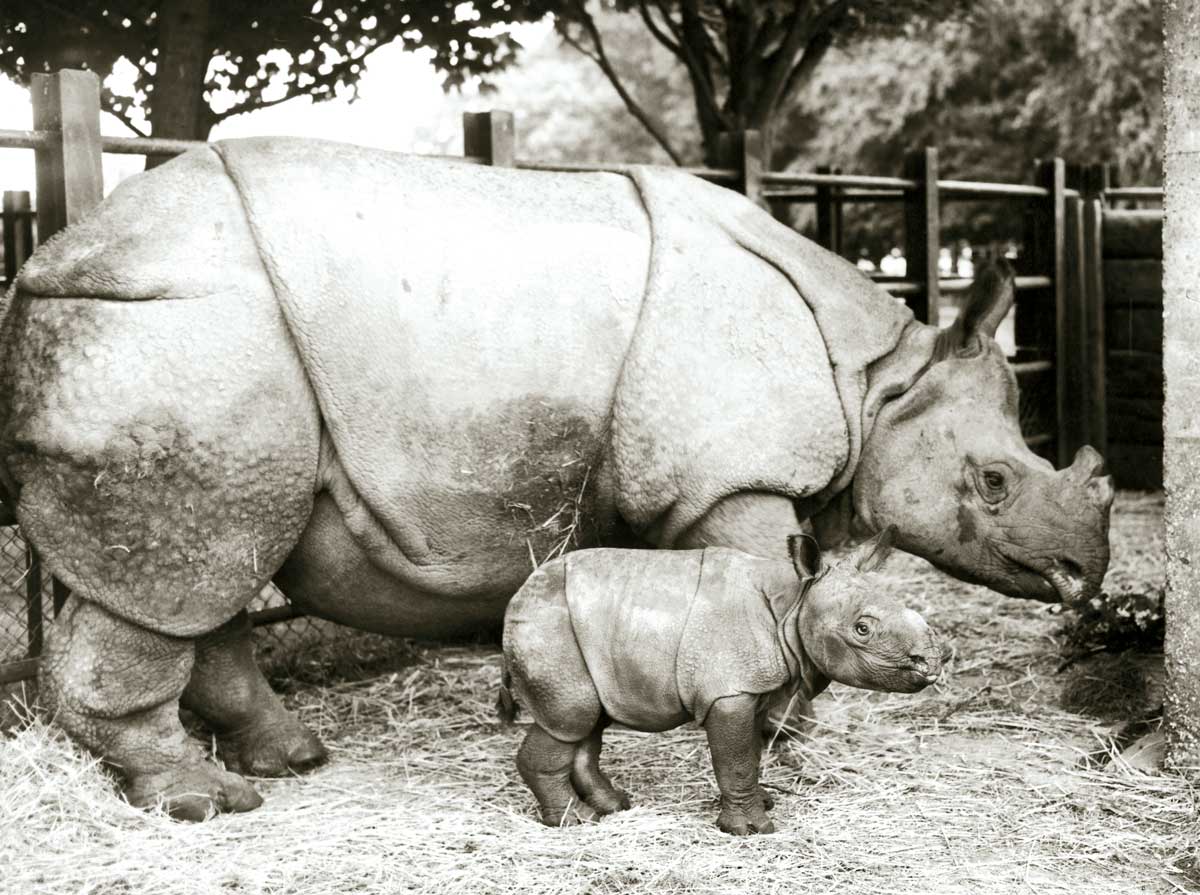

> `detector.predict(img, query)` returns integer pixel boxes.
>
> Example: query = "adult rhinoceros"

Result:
[0,138,1111,819]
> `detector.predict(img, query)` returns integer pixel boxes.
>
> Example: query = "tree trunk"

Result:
[146,0,213,165]
[1163,0,1200,774]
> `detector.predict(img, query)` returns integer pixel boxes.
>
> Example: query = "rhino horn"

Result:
[1065,445,1115,511]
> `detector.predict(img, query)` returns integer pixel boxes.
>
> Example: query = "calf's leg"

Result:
[704,694,774,835]
[181,611,326,777]
[41,598,262,821]
[517,725,598,826]
[570,720,631,815]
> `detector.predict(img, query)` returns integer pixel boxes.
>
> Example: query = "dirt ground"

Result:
[2,492,1195,895]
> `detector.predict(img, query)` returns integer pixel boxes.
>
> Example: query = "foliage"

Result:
[468,7,700,163]
[0,1,556,138]
[780,0,1162,250]
[551,0,971,164]
[1060,586,1165,655]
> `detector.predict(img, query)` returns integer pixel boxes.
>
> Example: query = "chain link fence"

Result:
[0,521,344,712]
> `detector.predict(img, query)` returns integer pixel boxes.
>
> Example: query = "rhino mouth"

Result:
[1042,564,1087,604]
[989,548,1089,604]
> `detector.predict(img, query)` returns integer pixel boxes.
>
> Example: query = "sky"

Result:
[0,20,553,198]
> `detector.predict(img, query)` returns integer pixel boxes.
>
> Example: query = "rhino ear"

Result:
[849,524,897,573]
[787,533,822,581]
[936,258,1015,357]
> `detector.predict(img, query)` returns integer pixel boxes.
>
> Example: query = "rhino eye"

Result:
[975,465,1010,503]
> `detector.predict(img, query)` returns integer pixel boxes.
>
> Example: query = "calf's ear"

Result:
[787,533,822,581]
[849,524,897,573]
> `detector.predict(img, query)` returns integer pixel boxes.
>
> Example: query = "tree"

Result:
[468,6,701,164]
[775,0,1162,252]
[551,0,968,166]
[0,1,556,141]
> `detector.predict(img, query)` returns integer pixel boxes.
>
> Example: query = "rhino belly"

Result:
[273,402,639,635]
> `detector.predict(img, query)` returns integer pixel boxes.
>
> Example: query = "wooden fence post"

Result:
[1061,195,1089,460]
[815,165,843,254]
[2,190,34,284]
[463,111,515,167]
[24,542,43,659]
[1083,162,1110,202]
[902,148,940,325]
[1017,158,1067,464]
[21,70,101,648]
[1081,197,1107,457]
[1043,159,1068,467]
[716,130,765,208]
[30,70,103,240]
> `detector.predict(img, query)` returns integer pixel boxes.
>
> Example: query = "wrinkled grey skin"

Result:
[502,530,946,833]
[0,144,1110,820]
[834,263,1114,604]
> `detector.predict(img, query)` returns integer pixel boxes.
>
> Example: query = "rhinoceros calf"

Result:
[0,138,1111,819]
[502,529,944,833]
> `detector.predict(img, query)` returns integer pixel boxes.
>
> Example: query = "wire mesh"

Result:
[0,525,48,673]
[0,522,337,689]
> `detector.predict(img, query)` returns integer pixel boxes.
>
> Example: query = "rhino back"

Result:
[562,548,702,731]
[213,138,652,595]
[676,548,796,723]
[15,146,267,303]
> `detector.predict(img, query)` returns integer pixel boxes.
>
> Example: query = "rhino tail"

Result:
[496,666,519,725]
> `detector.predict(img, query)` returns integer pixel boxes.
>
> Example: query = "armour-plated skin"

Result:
[0,138,1110,818]
[501,530,946,833]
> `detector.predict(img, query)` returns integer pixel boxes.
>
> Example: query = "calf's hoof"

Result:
[222,719,328,778]
[124,764,263,821]
[589,788,633,815]
[716,807,776,836]
[540,800,599,828]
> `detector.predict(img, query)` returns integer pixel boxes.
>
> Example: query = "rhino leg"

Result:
[181,611,327,777]
[762,688,816,745]
[41,598,262,820]
[570,720,632,815]
[705,694,774,835]
[517,725,598,827]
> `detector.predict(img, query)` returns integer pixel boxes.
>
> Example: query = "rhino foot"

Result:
[221,719,328,778]
[586,787,632,815]
[758,786,775,811]
[716,806,776,836]
[541,799,600,827]
[124,764,263,821]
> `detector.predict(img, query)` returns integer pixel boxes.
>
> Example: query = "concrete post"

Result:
[1163,0,1200,772]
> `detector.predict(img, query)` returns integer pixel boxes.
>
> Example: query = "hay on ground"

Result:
[2,491,1194,895]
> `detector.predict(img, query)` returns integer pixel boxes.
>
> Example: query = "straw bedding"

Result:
[2,492,1193,895]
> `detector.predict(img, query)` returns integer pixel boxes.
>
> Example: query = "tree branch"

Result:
[752,0,849,124]
[635,0,684,59]
[211,43,380,125]
[101,96,150,137]
[559,4,683,165]
[779,26,835,100]
[676,0,730,147]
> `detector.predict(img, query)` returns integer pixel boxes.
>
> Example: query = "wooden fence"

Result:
[1077,183,1164,489]
[0,68,1123,684]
